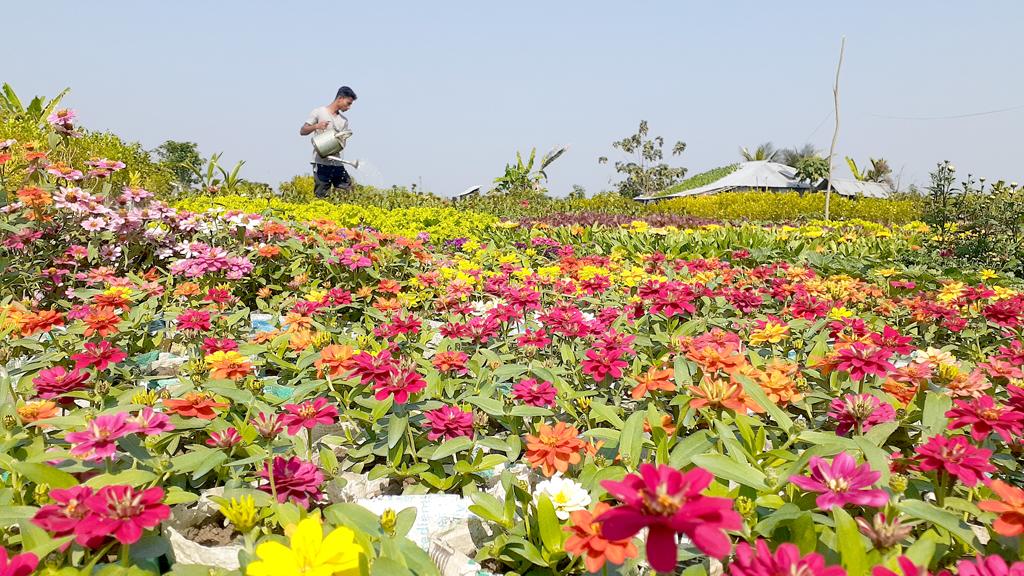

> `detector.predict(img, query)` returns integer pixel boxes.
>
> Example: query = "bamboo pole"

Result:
[826,36,846,221]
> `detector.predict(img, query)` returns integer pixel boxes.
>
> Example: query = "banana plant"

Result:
[0,83,70,125]
[186,152,246,193]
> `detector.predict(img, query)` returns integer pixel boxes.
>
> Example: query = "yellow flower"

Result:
[749,321,790,345]
[828,307,854,320]
[103,286,133,299]
[305,289,327,302]
[577,266,608,281]
[220,496,259,533]
[937,281,965,303]
[802,227,824,238]
[247,516,363,576]
[537,266,562,280]
[512,267,534,280]
[992,286,1017,300]
[979,269,998,280]
[618,267,646,287]
[874,268,900,278]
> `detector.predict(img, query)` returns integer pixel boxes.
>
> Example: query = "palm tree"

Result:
[739,142,779,162]
[845,157,894,187]
[779,144,819,168]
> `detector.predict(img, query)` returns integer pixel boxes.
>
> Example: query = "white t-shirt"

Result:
[306,106,350,166]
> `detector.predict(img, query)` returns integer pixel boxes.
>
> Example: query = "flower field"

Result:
[2,136,1024,576]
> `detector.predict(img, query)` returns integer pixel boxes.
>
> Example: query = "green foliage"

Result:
[0,83,69,125]
[153,140,203,189]
[653,164,740,198]
[599,120,687,198]
[740,142,779,162]
[795,156,830,189]
[492,147,566,195]
[847,157,894,186]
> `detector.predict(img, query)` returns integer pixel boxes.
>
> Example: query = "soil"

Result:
[180,512,238,547]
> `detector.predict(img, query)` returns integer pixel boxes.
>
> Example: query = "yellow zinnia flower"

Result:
[247,516,363,576]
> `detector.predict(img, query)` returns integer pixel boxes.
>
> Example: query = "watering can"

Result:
[311,129,353,158]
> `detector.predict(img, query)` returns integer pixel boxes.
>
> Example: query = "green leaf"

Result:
[388,415,407,449]
[618,411,646,468]
[588,401,624,428]
[833,507,868,576]
[669,430,713,468]
[536,495,563,553]
[509,405,553,418]
[12,462,77,488]
[429,436,473,460]
[690,453,768,491]
[735,373,794,431]
[897,500,979,549]
[325,503,383,536]
[85,469,157,488]
[466,395,504,416]
[922,394,951,436]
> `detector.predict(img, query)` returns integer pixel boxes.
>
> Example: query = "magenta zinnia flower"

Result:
[729,539,846,576]
[131,407,174,435]
[422,405,474,441]
[252,412,285,439]
[915,434,994,487]
[835,343,895,381]
[207,427,242,448]
[280,397,338,435]
[598,464,741,572]
[176,309,212,332]
[0,548,38,576]
[946,395,1024,443]
[71,341,127,371]
[828,394,896,436]
[372,366,426,404]
[32,485,95,539]
[580,346,628,382]
[32,366,90,399]
[77,485,170,546]
[790,452,888,509]
[259,456,324,507]
[873,557,929,576]
[512,378,557,407]
[65,412,139,461]
[957,555,1024,576]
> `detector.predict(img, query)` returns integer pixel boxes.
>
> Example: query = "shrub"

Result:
[649,190,921,223]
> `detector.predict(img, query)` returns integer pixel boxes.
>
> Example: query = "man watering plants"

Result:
[300,86,357,198]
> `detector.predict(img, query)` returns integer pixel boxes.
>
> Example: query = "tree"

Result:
[779,144,819,168]
[845,157,894,187]
[794,156,830,193]
[739,142,779,162]
[492,147,565,195]
[153,140,203,189]
[599,120,687,198]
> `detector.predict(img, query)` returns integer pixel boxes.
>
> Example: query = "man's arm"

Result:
[299,120,330,136]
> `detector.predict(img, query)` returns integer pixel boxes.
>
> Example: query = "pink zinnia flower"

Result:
[207,427,242,448]
[280,397,338,435]
[65,413,140,461]
[372,366,426,404]
[581,347,628,382]
[946,395,1024,443]
[873,557,929,576]
[176,309,212,332]
[77,485,170,546]
[828,394,896,436]
[201,337,238,355]
[259,456,323,507]
[70,341,127,372]
[0,548,38,576]
[835,343,895,381]
[33,366,90,399]
[32,485,95,540]
[516,329,551,349]
[729,539,846,576]
[131,407,174,435]
[598,464,741,572]
[915,434,994,487]
[790,452,888,509]
[350,350,398,385]
[422,405,474,441]
[957,555,1024,576]
[870,326,916,356]
[512,378,558,408]
[252,412,285,439]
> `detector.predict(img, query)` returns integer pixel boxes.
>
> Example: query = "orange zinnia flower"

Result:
[377,279,401,294]
[18,309,64,337]
[642,414,678,436]
[373,297,402,313]
[164,392,229,419]
[83,306,121,338]
[689,376,764,413]
[757,366,804,405]
[316,344,356,379]
[257,244,281,258]
[978,480,1024,537]
[17,187,52,208]
[564,502,639,574]
[253,329,280,344]
[524,421,585,477]
[173,282,202,298]
[204,351,253,381]
[630,366,675,400]
[18,400,58,423]
[685,343,746,375]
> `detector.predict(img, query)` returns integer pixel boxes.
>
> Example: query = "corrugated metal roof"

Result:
[636,161,810,200]
[825,179,892,198]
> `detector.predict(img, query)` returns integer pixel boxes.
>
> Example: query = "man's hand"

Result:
[299,121,331,135]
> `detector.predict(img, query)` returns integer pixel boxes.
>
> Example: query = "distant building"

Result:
[635,160,891,202]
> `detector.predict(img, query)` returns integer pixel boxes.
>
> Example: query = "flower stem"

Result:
[120,543,130,566]
[406,424,420,465]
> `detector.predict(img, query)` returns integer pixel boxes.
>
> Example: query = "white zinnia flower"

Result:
[534,474,591,520]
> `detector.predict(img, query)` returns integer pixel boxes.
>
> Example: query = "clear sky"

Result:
[5,1,1022,196]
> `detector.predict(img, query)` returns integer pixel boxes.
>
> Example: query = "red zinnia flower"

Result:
[599,464,742,572]
[946,395,1024,443]
[163,392,229,420]
[915,434,994,487]
[512,378,558,407]
[372,366,426,404]
[422,405,474,441]
[729,539,846,576]
[790,451,889,510]
[176,309,212,332]
[76,485,170,546]
[280,397,339,435]
[259,456,324,507]
[252,412,285,439]
[580,346,628,382]
[0,548,38,576]
[71,341,127,371]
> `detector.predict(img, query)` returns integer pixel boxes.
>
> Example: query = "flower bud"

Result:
[888,473,908,494]
[379,508,397,536]
[94,380,111,396]
[2,414,16,430]
[764,467,780,489]
[735,495,756,518]
[132,389,158,407]
[34,482,51,505]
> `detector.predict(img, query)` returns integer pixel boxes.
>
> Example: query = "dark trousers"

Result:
[313,163,352,198]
